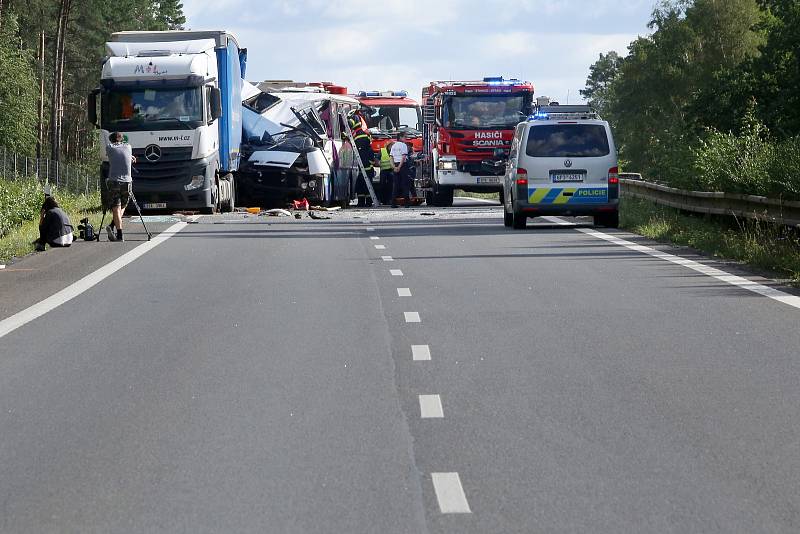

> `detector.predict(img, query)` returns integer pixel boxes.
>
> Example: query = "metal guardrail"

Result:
[0,146,100,195]
[621,179,800,228]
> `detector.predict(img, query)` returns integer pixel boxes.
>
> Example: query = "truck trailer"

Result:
[88,30,247,213]
[419,77,534,206]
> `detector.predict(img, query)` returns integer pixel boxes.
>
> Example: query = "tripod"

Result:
[97,185,152,242]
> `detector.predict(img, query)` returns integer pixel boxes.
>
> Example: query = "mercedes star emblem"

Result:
[144,144,162,162]
[564,159,573,168]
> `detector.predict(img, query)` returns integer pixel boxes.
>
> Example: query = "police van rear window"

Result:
[526,124,609,157]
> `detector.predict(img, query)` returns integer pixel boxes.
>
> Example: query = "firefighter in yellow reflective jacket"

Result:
[349,107,376,205]
[378,141,395,204]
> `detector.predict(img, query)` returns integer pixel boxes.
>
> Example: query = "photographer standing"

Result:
[34,197,73,251]
[105,132,136,241]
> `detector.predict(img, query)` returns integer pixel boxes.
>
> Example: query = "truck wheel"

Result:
[200,183,220,214]
[425,191,436,207]
[440,187,454,207]
[222,175,236,213]
[430,187,453,207]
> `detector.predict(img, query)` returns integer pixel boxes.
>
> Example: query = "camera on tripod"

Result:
[76,217,96,241]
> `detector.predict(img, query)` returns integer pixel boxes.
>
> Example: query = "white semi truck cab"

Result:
[88,31,246,213]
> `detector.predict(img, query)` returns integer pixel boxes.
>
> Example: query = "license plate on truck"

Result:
[477,177,499,184]
[143,202,167,209]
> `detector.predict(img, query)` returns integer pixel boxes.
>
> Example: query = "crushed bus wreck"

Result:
[236,83,362,208]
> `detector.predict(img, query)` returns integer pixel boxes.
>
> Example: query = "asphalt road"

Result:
[1,204,799,533]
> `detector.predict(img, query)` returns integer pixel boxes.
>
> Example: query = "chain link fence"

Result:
[0,145,100,196]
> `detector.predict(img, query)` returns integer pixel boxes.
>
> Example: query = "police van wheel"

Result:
[512,209,526,229]
[594,211,619,228]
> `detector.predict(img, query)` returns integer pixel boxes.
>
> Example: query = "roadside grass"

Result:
[621,196,800,286]
[0,177,102,264]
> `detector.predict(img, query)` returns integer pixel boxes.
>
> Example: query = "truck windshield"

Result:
[102,87,203,130]
[526,124,610,157]
[363,105,422,133]
[444,95,525,129]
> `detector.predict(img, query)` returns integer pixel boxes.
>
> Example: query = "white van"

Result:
[502,105,619,229]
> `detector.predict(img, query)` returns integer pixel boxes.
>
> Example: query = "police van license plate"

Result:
[477,177,500,184]
[143,202,167,209]
[551,172,584,183]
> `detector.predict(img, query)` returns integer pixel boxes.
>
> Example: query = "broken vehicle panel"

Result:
[236,84,361,208]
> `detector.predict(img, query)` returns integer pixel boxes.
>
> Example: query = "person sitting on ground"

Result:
[34,196,73,251]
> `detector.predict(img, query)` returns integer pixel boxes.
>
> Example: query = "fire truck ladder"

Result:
[341,114,381,207]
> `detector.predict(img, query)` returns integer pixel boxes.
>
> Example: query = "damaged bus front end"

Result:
[237,85,360,208]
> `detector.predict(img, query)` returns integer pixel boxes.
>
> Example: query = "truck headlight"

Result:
[184,175,204,190]
[438,160,457,171]
[308,180,317,188]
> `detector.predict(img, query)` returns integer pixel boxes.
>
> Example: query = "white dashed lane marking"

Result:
[431,473,471,514]
[419,395,444,418]
[390,269,403,276]
[404,312,421,323]
[375,244,386,250]
[370,236,380,240]
[412,345,431,361]
[397,288,412,297]
[381,256,394,262]
[366,227,375,232]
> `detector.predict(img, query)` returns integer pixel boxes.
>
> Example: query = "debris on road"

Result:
[262,209,292,217]
[308,212,331,220]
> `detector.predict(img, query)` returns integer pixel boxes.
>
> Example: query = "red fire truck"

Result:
[353,90,423,154]
[419,77,534,206]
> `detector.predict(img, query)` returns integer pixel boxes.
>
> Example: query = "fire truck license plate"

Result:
[477,177,500,184]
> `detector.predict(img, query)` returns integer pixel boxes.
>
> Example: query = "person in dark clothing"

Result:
[34,196,73,251]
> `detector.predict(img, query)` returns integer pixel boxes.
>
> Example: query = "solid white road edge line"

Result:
[0,221,188,339]
[390,269,404,276]
[404,312,421,323]
[419,395,444,418]
[397,288,412,297]
[431,473,471,514]
[568,221,800,311]
[412,345,431,361]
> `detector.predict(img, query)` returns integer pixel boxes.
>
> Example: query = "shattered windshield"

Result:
[102,88,203,130]
[444,95,525,129]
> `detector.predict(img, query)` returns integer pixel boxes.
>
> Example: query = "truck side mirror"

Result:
[210,87,222,121]
[88,88,100,127]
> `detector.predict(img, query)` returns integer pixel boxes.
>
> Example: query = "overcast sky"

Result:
[181,0,656,103]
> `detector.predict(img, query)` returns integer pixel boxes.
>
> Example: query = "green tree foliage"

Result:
[0,0,185,163]
[0,13,38,155]
[582,0,800,199]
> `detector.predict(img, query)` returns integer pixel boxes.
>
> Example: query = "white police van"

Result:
[502,105,619,229]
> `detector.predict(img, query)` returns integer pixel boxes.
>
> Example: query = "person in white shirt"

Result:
[389,132,411,207]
